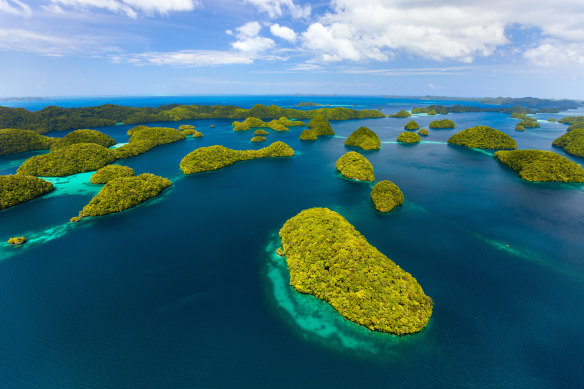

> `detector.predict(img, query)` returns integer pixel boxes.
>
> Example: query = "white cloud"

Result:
[118,50,254,66]
[245,0,310,19]
[0,0,32,17]
[270,24,296,43]
[51,0,200,18]
[299,0,584,66]
[524,41,584,68]
[231,21,275,53]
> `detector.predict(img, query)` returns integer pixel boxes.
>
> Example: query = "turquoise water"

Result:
[1,97,584,388]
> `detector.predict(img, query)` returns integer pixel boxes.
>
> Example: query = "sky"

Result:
[0,0,583,99]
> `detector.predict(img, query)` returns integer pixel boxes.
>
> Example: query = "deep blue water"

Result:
[1,97,584,388]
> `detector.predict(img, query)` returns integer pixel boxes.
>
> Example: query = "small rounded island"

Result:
[397,131,421,144]
[447,126,517,150]
[371,180,404,212]
[7,236,27,245]
[251,136,266,143]
[344,127,380,150]
[335,151,375,181]
[418,128,429,136]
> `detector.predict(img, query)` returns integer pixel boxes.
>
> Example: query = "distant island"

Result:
[278,207,433,334]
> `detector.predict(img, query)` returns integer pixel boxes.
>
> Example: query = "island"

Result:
[494,150,584,182]
[397,131,421,144]
[17,143,116,177]
[299,129,317,141]
[517,119,540,128]
[254,129,269,136]
[429,119,455,129]
[335,151,375,181]
[295,102,322,107]
[180,125,203,137]
[389,110,411,118]
[0,174,54,210]
[180,141,294,174]
[179,124,195,131]
[371,180,404,212]
[418,128,429,136]
[232,116,304,132]
[278,207,433,334]
[7,236,27,245]
[90,165,135,184]
[447,126,517,150]
[552,129,584,158]
[112,126,186,159]
[51,129,116,150]
[78,173,172,217]
[515,124,525,131]
[0,129,55,157]
[344,127,380,150]
[251,136,266,143]
[307,115,335,136]
[559,116,584,125]
[404,120,420,130]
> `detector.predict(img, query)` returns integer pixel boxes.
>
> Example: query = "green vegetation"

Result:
[0,174,54,210]
[8,237,27,245]
[418,128,429,136]
[552,129,584,158]
[296,102,322,106]
[404,120,419,130]
[397,131,421,144]
[232,116,304,132]
[279,207,433,334]
[180,141,294,174]
[17,143,116,177]
[559,116,584,125]
[254,129,269,135]
[371,181,404,213]
[429,119,455,129]
[299,129,317,141]
[408,101,571,116]
[307,115,335,136]
[0,129,55,157]
[567,123,584,132]
[494,150,584,182]
[112,126,186,159]
[389,110,411,118]
[181,126,203,138]
[251,136,266,143]
[344,127,380,150]
[447,126,517,150]
[90,165,135,184]
[51,129,116,150]
[517,119,540,128]
[79,173,171,217]
[336,151,374,181]
[277,117,306,127]
[510,112,530,120]
[0,103,383,134]
[515,124,525,131]
[548,118,557,122]
[179,124,195,131]
[412,107,446,114]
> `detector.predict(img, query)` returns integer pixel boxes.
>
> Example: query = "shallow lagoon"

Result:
[1,97,584,388]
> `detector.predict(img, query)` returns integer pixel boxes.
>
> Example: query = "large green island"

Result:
[0,175,54,210]
[344,127,380,150]
[495,150,584,182]
[447,126,517,150]
[278,207,433,334]
[336,152,375,181]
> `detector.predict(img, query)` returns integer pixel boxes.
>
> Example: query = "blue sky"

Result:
[0,0,583,98]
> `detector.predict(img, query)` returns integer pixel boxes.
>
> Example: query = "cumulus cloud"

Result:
[231,21,275,53]
[270,24,296,43]
[0,0,32,17]
[118,50,254,66]
[51,0,200,18]
[524,41,584,68]
[299,0,584,66]
[245,0,310,19]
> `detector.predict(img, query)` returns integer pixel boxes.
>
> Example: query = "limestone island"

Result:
[279,207,433,334]
[447,126,517,150]
[397,131,421,144]
[0,175,54,210]
[0,129,55,157]
[90,165,135,184]
[371,180,404,213]
[307,115,335,136]
[179,124,195,131]
[299,129,317,141]
[251,136,266,143]
[180,141,294,174]
[552,129,584,158]
[180,125,203,137]
[51,129,116,150]
[254,129,269,136]
[78,173,171,217]
[517,119,540,128]
[418,128,429,136]
[404,120,420,130]
[429,119,455,129]
[389,110,411,118]
[515,124,525,131]
[344,127,380,150]
[8,236,27,245]
[17,143,116,177]
[494,150,584,182]
[336,151,375,181]
[233,117,305,132]
[112,126,186,159]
